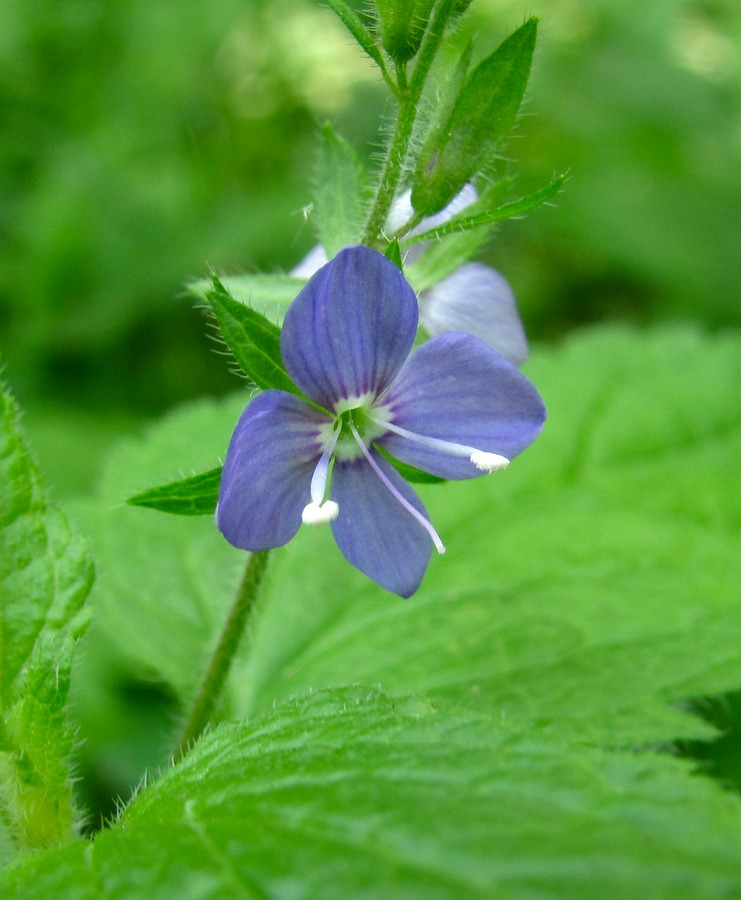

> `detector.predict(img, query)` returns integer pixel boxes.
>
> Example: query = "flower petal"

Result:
[378,332,546,479]
[281,246,419,410]
[420,263,528,365]
[330,453,432,597]
[217,391,329,550]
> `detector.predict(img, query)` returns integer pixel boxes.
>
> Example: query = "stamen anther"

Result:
[470,451,509,473]
[302,500,339,525]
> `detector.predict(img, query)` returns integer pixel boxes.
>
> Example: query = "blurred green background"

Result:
[2,0,740,495]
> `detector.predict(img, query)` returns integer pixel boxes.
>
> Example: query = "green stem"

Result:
[361,83,417,246]
[361,0,461,247]
[174,550,270,762]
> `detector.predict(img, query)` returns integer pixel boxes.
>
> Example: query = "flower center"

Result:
[302,394,447,555]
[333,401,389,462]
[301,395,509,555]
[301,395,389,526]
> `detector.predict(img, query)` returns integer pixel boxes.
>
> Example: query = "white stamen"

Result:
[369,415,510,474]
[302,500,339,525]
[470,451,509,473]
[309,426,340,505]
[349,422,446,555]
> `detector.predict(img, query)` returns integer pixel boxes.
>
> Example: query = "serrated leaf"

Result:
[37,327,741,894]
[4,689,741,898]
[127,466,221,516]
[412,18,538,216]
[74,327,741,756]
[0,385,93,857]
[205,276,298,394]
[68,394,248,700]
[228,327,741,750]
[314,123,369,257]
[187,273,303,326]
[0,385,92,702]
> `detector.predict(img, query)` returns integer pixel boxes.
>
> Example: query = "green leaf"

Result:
[68,394,248,701]
[313,122,369,256]
[0,385,93,858]
[205,275,298,394]
[77,327,741,753]
[127,467,221,516]
[384,237,404,270]
[30,327,741,894]
[229,327,741,750]
[411,18,538,216]
[5,689,741,897]
[187,272,304,326]
[408,35,473,197]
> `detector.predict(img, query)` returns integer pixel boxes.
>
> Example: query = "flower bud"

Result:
[374,0,435,63]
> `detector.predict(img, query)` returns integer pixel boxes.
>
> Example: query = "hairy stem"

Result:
[174,550,270,762]
[361,0,461,247]
[362,87,417,246]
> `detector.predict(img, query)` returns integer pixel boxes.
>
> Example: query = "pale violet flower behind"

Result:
[217,246,545,597]
[292,186,529,366]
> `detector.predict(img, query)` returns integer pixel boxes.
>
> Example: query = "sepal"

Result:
[384,238,404,270]
[127,467,222,516]
[205,276,299,395]
[188,273,303,325]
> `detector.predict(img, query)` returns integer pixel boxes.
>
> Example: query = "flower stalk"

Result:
[362,85,418,246]
[173,550,269,762]
[362,0,461,246]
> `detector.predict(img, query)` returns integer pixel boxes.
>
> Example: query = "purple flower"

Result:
[217,246,545,597]
[293,185,529,365]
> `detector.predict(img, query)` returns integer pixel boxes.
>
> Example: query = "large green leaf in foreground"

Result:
[69,393,249,696]
[237,325,741,746]
[4,688,741,898]
[21,325,741,896]
[71,326,741,744]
